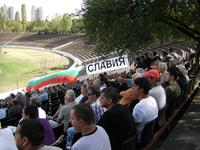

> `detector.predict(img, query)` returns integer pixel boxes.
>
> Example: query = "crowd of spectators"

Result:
[0,47,196,150]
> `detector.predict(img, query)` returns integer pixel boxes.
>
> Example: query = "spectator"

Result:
[39,89,48,102]
[168,58,177,68]
[158,62,169,88]
[93,78,106,92]
[25,91,32,105]
[177,64,190,92]
[57,89,77,132]
[0,128,18,150]
[132,77,158,142]
[30,96,46,119]
[70,104,111,150]
[75,84,88,104]
[143,53,153,70]
[0,104,6,119]
[165,67,181,118]
[177,64,189,82]
[119,72,142,106]
[85,86,105,123]
[22,104,56,145]
[16,92,26,108]
[143,70,166,110]
[15,119,61,150]
[98,87,136,150]
[7,96,22,118]
[116,75,129,92]
[135,57,147,69]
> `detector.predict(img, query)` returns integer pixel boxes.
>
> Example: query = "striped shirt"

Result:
[91,99,106,124]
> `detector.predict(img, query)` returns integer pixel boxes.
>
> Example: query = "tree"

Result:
[14,11,22,32]
[31,19,47,32]
[83,0,200,57]
[6,20,22,32]
[15,11,20,21]
[14,21,22,32]
[71,18,85,33]
[61,13,72,33]
[0,6,7,32]
[21,4,27,31]
[49,14,62,33]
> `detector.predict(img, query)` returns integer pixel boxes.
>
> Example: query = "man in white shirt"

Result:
[0,128,18,150]
[70,103,111,150]
[132,77,158,142]
[143,69,166,110]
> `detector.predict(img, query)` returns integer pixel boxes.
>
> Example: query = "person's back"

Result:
[119,88,137,106]
[132,96,158,141]
[7,101,22,118]
[72,126,111,150]
[165,82,181,117]
[0,128,18,150]
[57,89,77,132]
[0,108,6,119]
[38,145,62,150]
[39,92,48,102]
[98,103,136,150]
[37,118,56,145]
[167,81,181,93]
[149,85,166,110]
[59,102,77,131]
[166,81,181,106]
[133,96,158,124]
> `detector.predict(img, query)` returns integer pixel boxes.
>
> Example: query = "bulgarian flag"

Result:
[26,66,83,91]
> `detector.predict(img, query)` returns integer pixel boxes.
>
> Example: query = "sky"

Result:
[0,0,83,20]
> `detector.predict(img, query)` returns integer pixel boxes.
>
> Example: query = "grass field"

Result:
[0,48,71,93]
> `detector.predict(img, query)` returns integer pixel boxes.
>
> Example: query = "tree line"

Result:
[0,4,84,34]
[83,0,200,57]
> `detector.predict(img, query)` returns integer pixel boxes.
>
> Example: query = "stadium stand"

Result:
[0,32,199,150]
[0,33,82,49]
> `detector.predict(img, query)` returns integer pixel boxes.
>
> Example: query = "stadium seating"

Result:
[121,134,137,150]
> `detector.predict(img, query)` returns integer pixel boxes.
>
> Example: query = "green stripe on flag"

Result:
[28,68,81,87]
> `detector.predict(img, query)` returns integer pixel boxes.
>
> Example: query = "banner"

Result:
[26,66,82,91]
[86,55,129,75]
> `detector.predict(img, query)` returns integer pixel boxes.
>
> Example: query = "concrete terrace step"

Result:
[159,90,200,150]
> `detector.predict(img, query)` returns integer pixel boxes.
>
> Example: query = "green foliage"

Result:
[0,7,7,32]
[83,0,200,54]
[49,14,63,33]
[0,9,83,34]
[21,4,27,22]
[25,14,83,34]
[6,20,22,32]
[14,21,22,32]
[71,18,85,33]
[27,19,47,32]
[15,11,20,21]
[21,4,27,31]
[61,13,72,33]
[14,11,22,32]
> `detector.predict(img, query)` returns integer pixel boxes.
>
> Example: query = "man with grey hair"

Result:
[57,89,77,132]
[30,96,47,119]
[158,62,169,88]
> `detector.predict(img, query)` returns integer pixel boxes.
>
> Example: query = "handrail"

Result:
[143,69,200,150]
